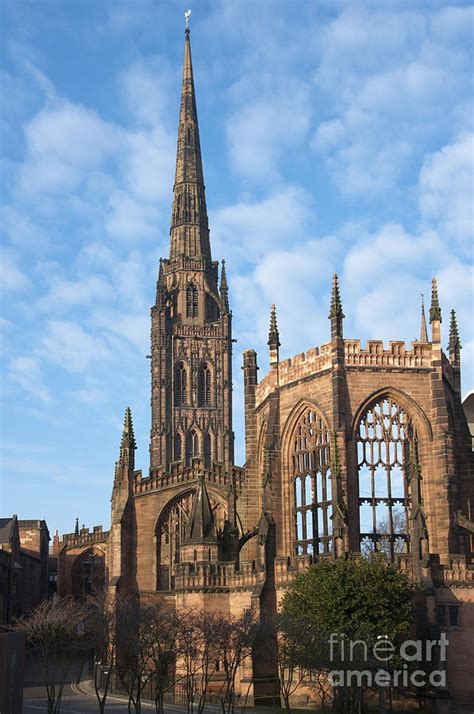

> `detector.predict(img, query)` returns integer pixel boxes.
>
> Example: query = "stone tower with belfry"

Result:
[56,20,474,708]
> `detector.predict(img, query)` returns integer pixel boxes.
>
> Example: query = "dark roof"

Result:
[0,517,15,545]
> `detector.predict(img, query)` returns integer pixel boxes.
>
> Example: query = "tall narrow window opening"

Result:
[186,430,199,465]
[357,397,413,560]
[175,362,187,406]
[186,284,198,318]
[198,363,212,406]
[204,433,211,468]
[174,434,182,462]
[291,409,332,557]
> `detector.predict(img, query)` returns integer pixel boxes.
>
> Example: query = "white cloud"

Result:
[311,5,471,197]
[226,79,312,183]
[36,275,114,313]
[0,248,30,292]
[18,100,121,195]
[38,320,111,372]
[9,356,53,404]
[211,186,312,264]
[119,58,174,128]
[419,132,474,253]
[2,206,49,249]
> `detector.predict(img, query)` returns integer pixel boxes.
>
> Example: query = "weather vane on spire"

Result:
[185,9,191,30]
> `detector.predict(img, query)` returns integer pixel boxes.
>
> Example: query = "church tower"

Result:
[149,25,234,472]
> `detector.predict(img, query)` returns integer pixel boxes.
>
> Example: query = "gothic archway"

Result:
[71,548,105,600]
[155,489,227,591]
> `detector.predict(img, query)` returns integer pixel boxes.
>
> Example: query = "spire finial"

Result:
[75,517,79,536]
[121,407,136,450]
[419,293,428,342]
[268,304,280,349]
[220,259,229,312]
[185,8,191,31]
[329,273,344,320]
[448,309,461,352]
[429,277,442,323]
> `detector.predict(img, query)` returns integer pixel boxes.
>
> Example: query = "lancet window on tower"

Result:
[175,362,188,406]
[291,409,332,557]
[198,363,212,406]
[186,284,198,318]
[357,397,413,560]
[186,430,199,465]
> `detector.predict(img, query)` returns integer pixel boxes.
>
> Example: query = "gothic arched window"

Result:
[156,491,227,591]
[186,430,199,465]
[198,363,212,406]
[291,409,332,557]
[175,362,187,406]
[186,284,198,318]
[71,550,105,600]
[357,397,414,560]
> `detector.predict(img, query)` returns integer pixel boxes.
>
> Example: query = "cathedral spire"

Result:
[169,25,210,262]
[184,476,216,542]
[419,294,428,342]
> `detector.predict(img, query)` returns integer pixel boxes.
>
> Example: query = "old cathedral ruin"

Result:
[56,25,474,704]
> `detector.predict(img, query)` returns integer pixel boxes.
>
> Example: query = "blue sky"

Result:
[1,0,473,538]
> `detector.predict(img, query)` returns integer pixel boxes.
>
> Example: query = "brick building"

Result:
[0,516,50,624]
[57,26,474,706]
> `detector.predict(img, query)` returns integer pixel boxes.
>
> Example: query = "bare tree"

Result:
[193,611,223,714]
[145,604,181,714]
[16,596,86,714]
[115,597,155,713]
[216,609,258,714]
[177,612,201,714]
[85,591,127,714]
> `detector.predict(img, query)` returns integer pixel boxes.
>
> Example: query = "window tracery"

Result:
[156,491,227,591]
[291,408,332,556]
[357,397,415,560]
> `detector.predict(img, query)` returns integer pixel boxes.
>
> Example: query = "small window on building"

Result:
[436,605,446,627]
[449,605,460,627]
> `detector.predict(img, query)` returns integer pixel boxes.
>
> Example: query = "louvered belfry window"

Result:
[198,363,212,406]
[186,284,198,318]
[175,362,187,406]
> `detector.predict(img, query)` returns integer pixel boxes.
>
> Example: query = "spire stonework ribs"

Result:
[169,26,210,261]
